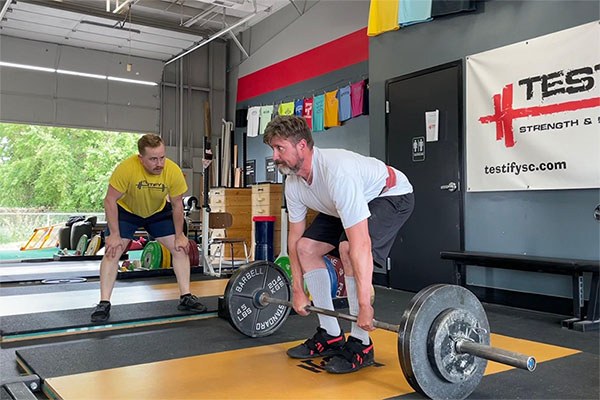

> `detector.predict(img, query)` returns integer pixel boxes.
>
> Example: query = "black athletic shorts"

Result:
[105,202,175,240]
[302,193,414,267]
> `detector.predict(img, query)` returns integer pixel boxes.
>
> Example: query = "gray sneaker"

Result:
[177,294,207,313]
[91,301,111,323]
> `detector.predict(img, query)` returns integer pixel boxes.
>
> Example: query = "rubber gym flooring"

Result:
[0,265,598,399]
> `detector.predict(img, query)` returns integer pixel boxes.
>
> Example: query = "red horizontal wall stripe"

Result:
[237,27,368,102]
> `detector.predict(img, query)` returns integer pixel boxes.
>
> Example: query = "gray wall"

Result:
[226,1,599,299]
[368,1,600,297]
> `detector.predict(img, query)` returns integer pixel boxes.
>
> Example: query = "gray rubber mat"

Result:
[1,297,219,337]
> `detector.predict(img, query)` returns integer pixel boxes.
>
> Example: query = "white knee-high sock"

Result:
[304,269,341,337]
[345,276,370,345]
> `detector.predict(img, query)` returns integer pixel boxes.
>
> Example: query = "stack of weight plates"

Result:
[159,242,172,269]
[84,235,102,256]
[188,239,200,267]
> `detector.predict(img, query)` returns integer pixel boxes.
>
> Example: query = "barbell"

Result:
[223,261,536,400]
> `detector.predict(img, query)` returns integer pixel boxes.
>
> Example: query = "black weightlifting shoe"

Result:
[286,327,346,359]
[177,294,208,313]
[323,336,375,374]
[90,301,111,323]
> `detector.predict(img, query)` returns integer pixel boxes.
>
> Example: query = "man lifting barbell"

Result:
[223,262,536,400]
[262,115,414,373]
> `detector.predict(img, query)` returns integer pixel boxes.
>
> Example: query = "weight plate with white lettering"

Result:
[223,261,291,338]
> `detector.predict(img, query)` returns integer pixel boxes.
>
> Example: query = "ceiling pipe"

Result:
[0,0,14,22]
[113,0,135,14]
[165,11,255,65]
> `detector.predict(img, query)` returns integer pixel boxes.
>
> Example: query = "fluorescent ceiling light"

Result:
[1,61,158,86]
[0,61,55,73]
[107,76,157,86]
[56,69,106,80]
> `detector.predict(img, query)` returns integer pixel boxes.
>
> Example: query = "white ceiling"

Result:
[0,0,292,61]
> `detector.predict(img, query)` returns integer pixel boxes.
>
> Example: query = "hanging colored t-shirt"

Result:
[312,95,325,132]
[294,99,304,116]
[351,81,365,118]
[278,101,294,116]
[338,85,352,122]
[247,106,260,137]
[303,97,314,130]
[399,0,433,27]
[367,0,400,37]
[431,0,476,17]
[259,105,274,135]
[324,89,340,128]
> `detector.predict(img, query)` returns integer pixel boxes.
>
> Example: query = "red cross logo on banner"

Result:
[478,84,600,148]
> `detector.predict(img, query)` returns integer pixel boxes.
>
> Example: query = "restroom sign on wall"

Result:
[412,136,425,162]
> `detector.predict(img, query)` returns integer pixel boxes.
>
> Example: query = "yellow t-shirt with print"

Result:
[109,155,188,218]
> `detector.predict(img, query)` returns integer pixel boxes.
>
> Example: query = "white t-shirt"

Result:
[247,106,260,137]
[286,147,413,229]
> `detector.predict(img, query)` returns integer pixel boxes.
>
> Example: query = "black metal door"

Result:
[385,61,464,292]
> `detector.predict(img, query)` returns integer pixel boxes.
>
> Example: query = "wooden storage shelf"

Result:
[208,187,252,259]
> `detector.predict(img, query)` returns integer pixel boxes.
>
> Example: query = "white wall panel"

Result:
[107,104,158,133]
[0,93,55,124]
[107,81,158,108]
[107,53,163,82]
[0,36,59,67]
[0,68,56,96]
[56,75,108,102]
[0,36,161,132]
[57,46,111,75]
[56,99,107,128]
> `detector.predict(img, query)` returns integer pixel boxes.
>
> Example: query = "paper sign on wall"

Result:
[426,110,439,142]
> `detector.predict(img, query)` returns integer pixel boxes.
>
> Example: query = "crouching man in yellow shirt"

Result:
[91,134,206,323]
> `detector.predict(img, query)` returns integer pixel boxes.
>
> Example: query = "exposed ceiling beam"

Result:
[166,11,255,65]
[0,0,14,22]
[228,30,248,59]
[15,0,212,36]
[182,4,219,28]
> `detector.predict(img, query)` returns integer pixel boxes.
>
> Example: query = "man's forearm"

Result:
[349,244,374,307]
[288,232,304,292]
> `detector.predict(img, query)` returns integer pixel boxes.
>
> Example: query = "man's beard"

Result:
[276,159,302,176]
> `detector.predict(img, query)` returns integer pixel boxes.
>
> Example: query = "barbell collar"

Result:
[455,339,537,371]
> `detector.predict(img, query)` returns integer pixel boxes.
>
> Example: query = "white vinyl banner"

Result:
[466,22,600,192]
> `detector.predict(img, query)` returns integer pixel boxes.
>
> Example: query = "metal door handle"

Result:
[440,182,458,192]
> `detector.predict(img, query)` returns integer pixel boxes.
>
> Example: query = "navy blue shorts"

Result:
[106,203,175,239]
[302,193,414,267]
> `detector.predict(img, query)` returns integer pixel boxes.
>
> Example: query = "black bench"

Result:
[440,251,599,332]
